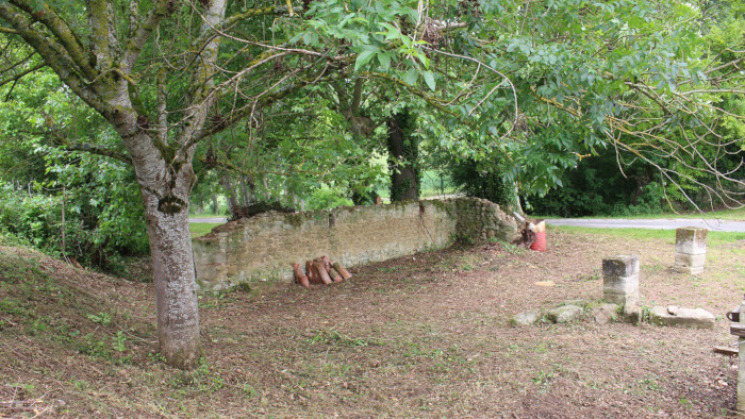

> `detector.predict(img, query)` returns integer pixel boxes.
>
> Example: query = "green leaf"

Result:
[377,53,392,71]
[404,68,418,85]
[423,71,436,91]
[354,50,377,71]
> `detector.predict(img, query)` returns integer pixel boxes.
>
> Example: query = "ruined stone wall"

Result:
[193,198,517,292]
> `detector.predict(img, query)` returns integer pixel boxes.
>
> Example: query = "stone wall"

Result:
[192,198,518,292]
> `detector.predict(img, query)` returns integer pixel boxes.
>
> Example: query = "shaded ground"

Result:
[1,229,744,417]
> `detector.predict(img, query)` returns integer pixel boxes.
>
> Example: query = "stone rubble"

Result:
[510,310,541,327]
[547,305,584,323]
[592,303,619,325]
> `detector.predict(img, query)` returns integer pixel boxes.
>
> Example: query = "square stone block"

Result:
[603,273,639,305]
[675,227,707,255]
[602,255,640,278]
[674,252,706,269]
[673,265,704,275]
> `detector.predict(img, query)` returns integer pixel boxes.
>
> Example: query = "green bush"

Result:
[526,153,670,217]
[306,187,354,211]
[449,158,513,206]
[0,183,149,271]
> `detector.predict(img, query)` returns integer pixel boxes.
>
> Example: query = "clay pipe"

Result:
[293,263,309,288]
[306,260,319,284]
[314,261,333,284]
[328,267,343,283]
[333,262,352,280]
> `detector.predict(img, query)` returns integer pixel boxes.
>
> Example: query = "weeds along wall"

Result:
[192,198,518,292]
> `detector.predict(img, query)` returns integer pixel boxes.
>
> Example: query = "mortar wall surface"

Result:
[192,198,517,292]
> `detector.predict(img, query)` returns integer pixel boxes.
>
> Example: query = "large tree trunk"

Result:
[387,109,419,202]
[142,186,201,369]
[125,126,202,369]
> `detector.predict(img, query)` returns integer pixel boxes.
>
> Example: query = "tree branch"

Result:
[0,62,45,88]
[87,0,119,72]
[351,78,364,117]
[7,0,94,78]
[174,0,228,162]
[123,0,172,72]
[60,143,133,164]
[0,2,102,113]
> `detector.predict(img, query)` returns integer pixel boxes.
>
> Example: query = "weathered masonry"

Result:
[193,198,519,292]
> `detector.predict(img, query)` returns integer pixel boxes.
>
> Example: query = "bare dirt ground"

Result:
[2,230,745,417]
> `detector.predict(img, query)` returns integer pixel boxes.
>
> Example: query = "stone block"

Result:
[510,310,541,327]
[675,227,707,255]
[603,274,639,305]
[674,265,704,275]
[602,255,639,278]
[648,306,715,329]
[739,339,745,413]
[674,252,707,267]
[547,305,583,323]
[603,255,640,305]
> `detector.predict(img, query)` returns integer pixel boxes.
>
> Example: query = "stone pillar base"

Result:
[674,227,707,276]
[603,255,640,306]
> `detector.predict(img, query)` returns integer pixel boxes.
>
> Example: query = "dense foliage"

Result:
[526,152,667,217]
[0,59,148,270]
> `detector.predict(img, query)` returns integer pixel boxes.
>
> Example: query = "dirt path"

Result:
[192,231,742,417]
[2,231,743,417]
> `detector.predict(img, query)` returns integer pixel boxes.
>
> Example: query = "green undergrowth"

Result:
[550,225,745,245]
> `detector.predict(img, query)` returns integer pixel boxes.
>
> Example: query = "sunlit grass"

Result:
[550,225,745,245]
[190,223,222,238]
[539,207,745,221]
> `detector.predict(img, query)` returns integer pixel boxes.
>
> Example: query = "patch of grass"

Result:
[532,370,554,387]
[170,360,226,395]
[0,233,31,248]
[576,268,601,282]
[550,225,745,245]
[306,329,373,348]
[190,223,222,238]
[499,242,525,254]
[86,311,112,326]
[537,207,745,221]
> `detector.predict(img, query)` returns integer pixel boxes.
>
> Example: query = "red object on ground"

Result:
[530,231,547,251]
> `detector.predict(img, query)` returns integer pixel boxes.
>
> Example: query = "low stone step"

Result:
[649,306,715,329]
